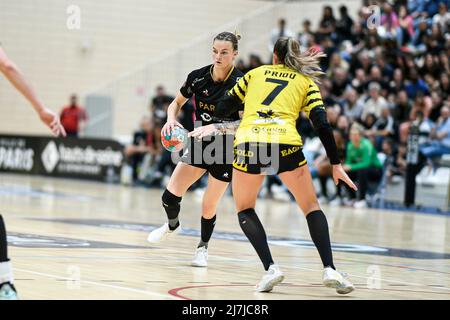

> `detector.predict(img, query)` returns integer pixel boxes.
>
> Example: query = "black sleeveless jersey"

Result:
[180,64,243,127]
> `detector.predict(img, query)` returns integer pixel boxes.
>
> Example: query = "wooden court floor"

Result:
[1,173,449,300]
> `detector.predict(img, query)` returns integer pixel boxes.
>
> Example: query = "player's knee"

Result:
[202,202,218,218]
[162,189,182,210]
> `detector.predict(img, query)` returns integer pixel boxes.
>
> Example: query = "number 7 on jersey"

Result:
[261,78,288,106]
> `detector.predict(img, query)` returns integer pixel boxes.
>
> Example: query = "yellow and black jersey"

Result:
[229,64,324,146]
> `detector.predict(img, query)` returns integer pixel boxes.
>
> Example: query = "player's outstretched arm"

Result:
[0,47,66,137]
[188,111,243,139]
[309,106,357,190]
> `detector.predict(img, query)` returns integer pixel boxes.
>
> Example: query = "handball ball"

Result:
[161,127,189,152]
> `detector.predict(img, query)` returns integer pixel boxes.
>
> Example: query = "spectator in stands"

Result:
[419,53,441,80]
[60,94,88,137]
[248,54,263,70]
[330,67,350,98]
[341,87,364,121]
[411,17,429,54]
[354,50,373,76]
[124,116,162,183]
[327,53,350,78]
[375,51,394,81]
[410,90,433,122]
[236,59,246,73]
[427,23,446,54]
[317,6,337,42]
[326,105,340,128]
[439,73,450,101]
[298,19,314,51]
[366,106,395,150]
[397,5,415,47]
[361,82,388,120]
[351,68,368,94]
[336,114,351,140]
[430,90,444,121]
[335,5,354,42]
[393,143,408,178]
[343,124,383,208]
[366,65,389,94]
[388,68,405,95]
[420,106,450,166]
[392,90,411,124]
[150,85,174,129]
[380,2,400,40]
[268,18,294,54]
[399,91,434,143]
[432,2,450,32]
[380,138,395,182]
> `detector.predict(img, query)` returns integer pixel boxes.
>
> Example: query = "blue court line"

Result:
[29,218,450,260]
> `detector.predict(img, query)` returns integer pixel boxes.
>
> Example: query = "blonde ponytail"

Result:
[276,37,326,84]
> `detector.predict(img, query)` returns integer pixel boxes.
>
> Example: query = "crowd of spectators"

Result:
[125,0,450,208]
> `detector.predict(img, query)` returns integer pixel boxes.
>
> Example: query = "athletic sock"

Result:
[198,215,216,249]
[0,214,8,263]
[306,210,335,270]
[238,208,274,271]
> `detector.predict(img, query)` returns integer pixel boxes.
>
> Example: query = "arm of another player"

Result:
[0,47,66,137]
[304,81,357,190]
[188,111,243,138]
[189,73,249,138]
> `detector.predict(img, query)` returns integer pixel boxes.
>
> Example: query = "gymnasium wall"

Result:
[0,0,361,138]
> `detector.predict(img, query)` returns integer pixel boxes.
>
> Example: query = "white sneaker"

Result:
[272,192,291,202]
[322,267,355,294]
[353,200,367,209]
[342,198,355,207]
[329,197,343,207]
[317,196,329,205]
[255,264,284,292]
[147,223,181,243]
[191,246,208,267]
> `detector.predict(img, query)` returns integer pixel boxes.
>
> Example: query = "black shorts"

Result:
[180,135,234,182]
[233,142,307,175]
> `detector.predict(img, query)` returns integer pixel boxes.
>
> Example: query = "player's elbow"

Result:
[0,55,17,74]
[0,59,17,74]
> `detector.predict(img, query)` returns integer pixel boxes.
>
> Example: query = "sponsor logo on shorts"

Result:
[281,146,300,157]
[234,149,254,157]
[233,159,248,172]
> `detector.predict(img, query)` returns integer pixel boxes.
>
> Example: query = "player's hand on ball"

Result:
[332,164,357,191]
[39,108,66,137]
[188,124,218,139]
[161,119,183,137]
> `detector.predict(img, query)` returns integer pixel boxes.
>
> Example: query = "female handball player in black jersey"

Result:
[0,45,66,300]
[208,37,357,294]
[147,32,244,268]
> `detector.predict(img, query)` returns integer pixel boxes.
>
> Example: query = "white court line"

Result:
[15,268,178,300]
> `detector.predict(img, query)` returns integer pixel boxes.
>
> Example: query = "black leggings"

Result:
[346,167,382,200]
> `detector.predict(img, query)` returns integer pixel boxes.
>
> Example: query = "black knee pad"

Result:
[162,189,182,210]
[237,208,256,224]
